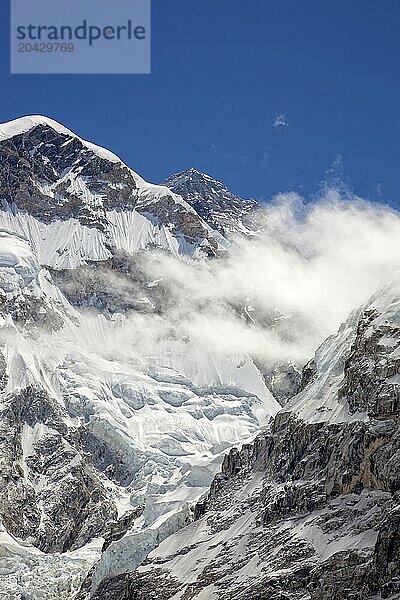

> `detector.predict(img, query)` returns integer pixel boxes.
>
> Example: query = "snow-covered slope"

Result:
[0,229,39,290]
[282,280,400,425]
[0,525,103,600]
[0,117,225,266]
[91,280,400,600]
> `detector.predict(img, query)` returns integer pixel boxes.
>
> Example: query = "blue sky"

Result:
[0,0,399,206]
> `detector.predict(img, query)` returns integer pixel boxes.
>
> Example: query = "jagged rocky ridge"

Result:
[163,168,260,236]
[88,282,400,600]
[0,117,229,269]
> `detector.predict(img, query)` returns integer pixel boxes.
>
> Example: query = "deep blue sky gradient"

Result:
[0,1,399,206]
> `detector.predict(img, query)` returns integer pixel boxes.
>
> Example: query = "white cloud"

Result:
[59,192,400,377]
[139,191,400,367]
[273,114,289,128]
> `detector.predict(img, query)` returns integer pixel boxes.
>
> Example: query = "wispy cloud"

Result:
[131,192,400,368]
[273,113,289,129]
[223,151,248,166]
[260,151,271,167]
[52,192,400,388]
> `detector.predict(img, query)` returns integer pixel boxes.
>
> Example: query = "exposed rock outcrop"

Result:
[86,283,400,600]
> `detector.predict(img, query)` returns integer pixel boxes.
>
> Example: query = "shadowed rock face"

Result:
[136,193,218,255]
[49,249,172,315]
[162,168,260,236]
[85,294,400,600]
[0,125,222,256]
[339,308,400,420]
[0,385,122,553]
[0,287,65,334]
[0,124,139,227]
[0,380,153,558]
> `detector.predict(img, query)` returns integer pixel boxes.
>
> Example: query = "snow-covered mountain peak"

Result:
[165,167,218,185]
[163,167,256,209]
[0,117,226,266]
[163,167,260,235]
[0,117,399,600]
[165,166,232,188]
[0,120,282,598]
[0,115,124,165]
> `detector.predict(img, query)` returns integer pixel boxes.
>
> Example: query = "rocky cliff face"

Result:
[0,122,139,225]
[0,117,227,269]
[0,385,120,554]
[88,282,400,600]
[163,168,260,236]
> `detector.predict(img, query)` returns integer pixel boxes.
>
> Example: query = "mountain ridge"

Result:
[163,167,260,236]
[0,116,228,267]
